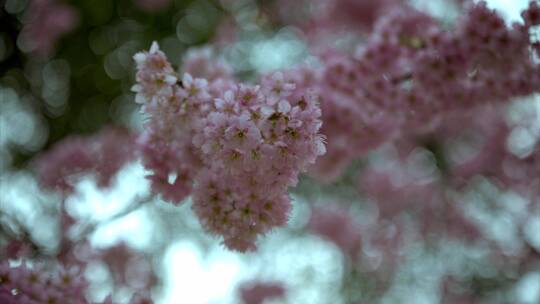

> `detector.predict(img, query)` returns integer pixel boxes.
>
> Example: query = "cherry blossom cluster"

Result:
[133,42,203,203]
[133,43,325,251]
[0,239,158,303]
[278,59,397,181]
[352,1,539,121]
[0,262,87,304]
[296,1,540,181]
[5,0,540,303]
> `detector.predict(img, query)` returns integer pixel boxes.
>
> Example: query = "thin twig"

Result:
[74,193,153,239]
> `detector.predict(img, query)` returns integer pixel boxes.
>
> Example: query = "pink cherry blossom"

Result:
[133,42,325,250]
[35,126,136,193]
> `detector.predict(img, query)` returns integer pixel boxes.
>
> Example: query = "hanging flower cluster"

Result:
[0,262,87,304]
[133,43,325,251]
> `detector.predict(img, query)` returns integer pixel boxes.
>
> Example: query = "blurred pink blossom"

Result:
[308,206,363,259]
[21,0,78,56]
[35,126,136,193]
[239,281,286,304]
